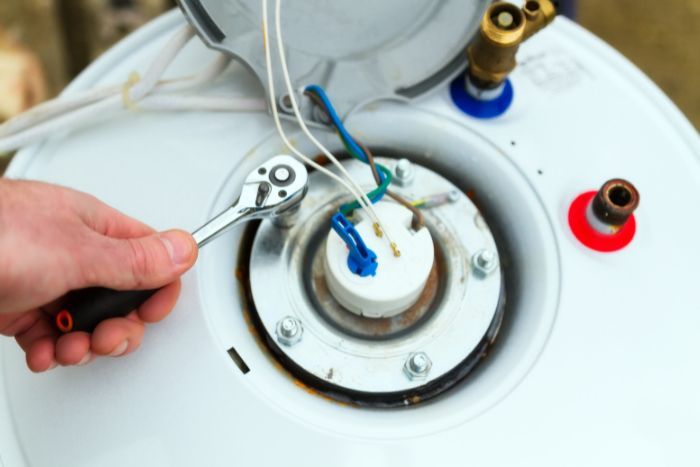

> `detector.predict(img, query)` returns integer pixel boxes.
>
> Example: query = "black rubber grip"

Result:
[55,287,158,333]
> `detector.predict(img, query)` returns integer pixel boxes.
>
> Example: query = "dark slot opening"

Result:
[227,347,250,374]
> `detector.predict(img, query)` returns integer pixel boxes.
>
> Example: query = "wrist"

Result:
[0,184,5,308]
[0,177,5,222]
[0,178,7,230]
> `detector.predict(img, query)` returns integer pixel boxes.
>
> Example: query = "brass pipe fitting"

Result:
[467,0,556,91]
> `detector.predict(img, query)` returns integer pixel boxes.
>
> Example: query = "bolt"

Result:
[448,190,460,203]
[472,249,498,277]
[274,167,291,182]
[393,158,414,186]
[275,316,303,346]
[403,352,432,381]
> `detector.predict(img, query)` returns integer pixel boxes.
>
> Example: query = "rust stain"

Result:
[312,153,330,166]
[235,249,355,408]
[309,243,445,339]
[291,379,352,407]
[398,259,440,327]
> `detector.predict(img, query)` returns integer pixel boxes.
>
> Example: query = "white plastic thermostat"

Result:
[324,202,435,318]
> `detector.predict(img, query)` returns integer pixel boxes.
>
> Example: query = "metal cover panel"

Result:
[177,0,489,116]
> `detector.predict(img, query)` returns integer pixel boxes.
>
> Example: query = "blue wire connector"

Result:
[330,213,378,277]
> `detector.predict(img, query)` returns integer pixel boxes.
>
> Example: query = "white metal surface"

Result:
[1,9,699,467]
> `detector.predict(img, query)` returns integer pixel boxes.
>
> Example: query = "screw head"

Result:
[403,352,432,381]
[278,94,294,113]
[393,158,414,186]
[472,249,498,277]
[276,316,303,346]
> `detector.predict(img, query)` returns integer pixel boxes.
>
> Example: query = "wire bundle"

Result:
[303,85,391,214]
[0,24,267,155]
[262,0,402,256]
[303,86,424,229]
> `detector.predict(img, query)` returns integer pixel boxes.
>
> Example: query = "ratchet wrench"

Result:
[55,155,308,333]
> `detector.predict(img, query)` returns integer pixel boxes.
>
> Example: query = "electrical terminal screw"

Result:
[411,190,461,209]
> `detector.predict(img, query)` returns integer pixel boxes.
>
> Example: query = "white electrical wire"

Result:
[269,0,399,253]
[138,94,266,112]
[0,25,265,154]
[260,0,381,234]
[125,24,196,103]
[0,85,119,138]
[0,97,117,152]
[0,54,234,139]
[262,0,400,256]
[155,54,232,93]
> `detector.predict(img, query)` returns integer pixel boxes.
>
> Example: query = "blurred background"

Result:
[0,0,698,172]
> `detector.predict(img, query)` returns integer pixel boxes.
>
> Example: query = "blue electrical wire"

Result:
[304,85,387,186]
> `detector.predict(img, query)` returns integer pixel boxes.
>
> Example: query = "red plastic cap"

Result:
[568,191,636,252]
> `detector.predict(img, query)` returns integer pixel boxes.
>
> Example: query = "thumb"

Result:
[83,230,198,290]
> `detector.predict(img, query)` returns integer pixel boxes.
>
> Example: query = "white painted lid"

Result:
[178,0,490,116]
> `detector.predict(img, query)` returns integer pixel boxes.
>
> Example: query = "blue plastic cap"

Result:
[449,74,514,119]
[330,213,378,277]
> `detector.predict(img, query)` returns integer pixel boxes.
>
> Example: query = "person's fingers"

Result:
[72,192,155,239]
[26,336,56,373]
[38,298,64,316]
[137,280,181,324]
[55,332,92,366]
[0,309,42,337]
[90,313,144,357]
[79,229,198,290]
[14,314,57,353]
[5,310,59,371]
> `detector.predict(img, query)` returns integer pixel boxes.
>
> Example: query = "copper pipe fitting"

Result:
[591,179,640,227]
[467,0,556,90]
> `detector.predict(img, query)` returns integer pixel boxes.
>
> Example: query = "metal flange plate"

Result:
[247,158,504,404]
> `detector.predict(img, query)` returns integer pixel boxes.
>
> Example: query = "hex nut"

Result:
[403,352,432,381]
[276,316,303,347]
[472,249,498,277]
[393,158,415,186]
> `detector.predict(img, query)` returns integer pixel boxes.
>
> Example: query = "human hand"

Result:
[0,179,198,372]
